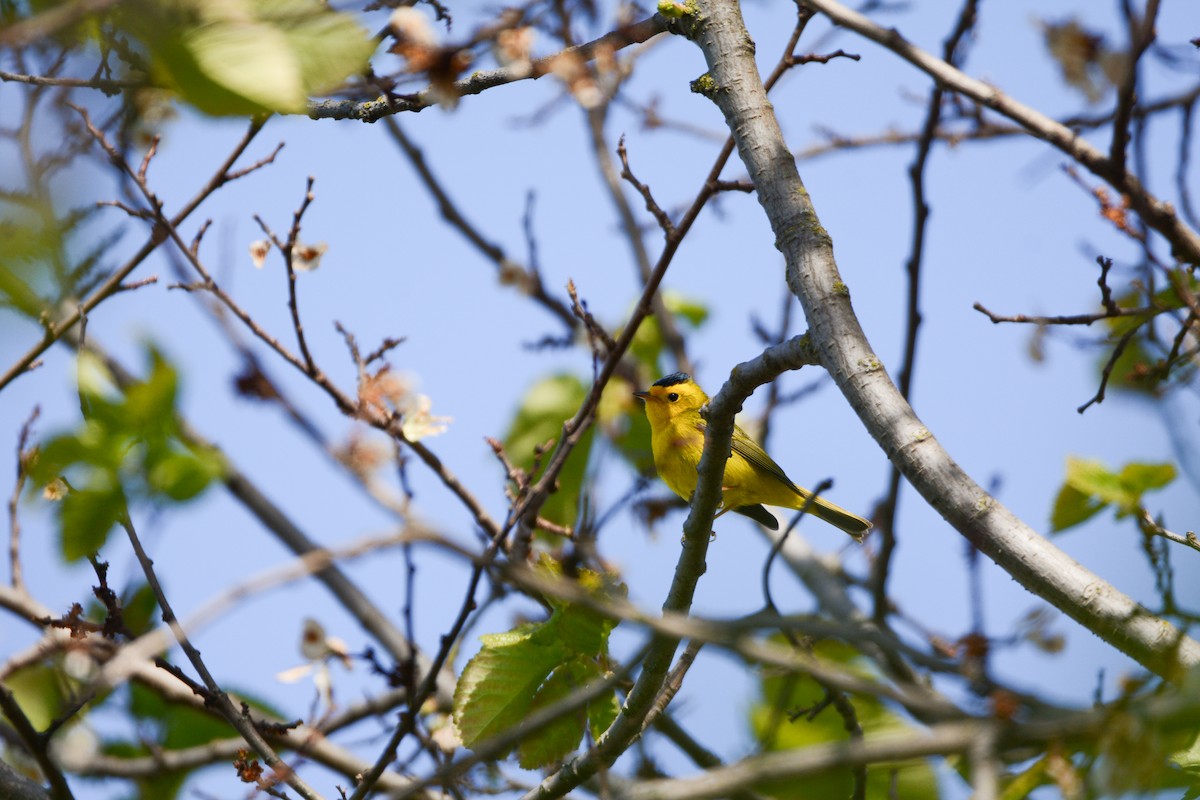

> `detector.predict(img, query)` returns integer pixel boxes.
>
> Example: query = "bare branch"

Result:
[702,0,1200,677]
[800,0,1200,263]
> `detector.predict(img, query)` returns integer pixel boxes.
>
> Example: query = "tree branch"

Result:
[800,0,1200,264]
[695,0,1200,678]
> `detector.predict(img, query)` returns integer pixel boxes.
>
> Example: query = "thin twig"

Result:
[1108,0,1160,177]
[310,16,669,121]
[0,117,270,392]
[0,684,74,799]
[117,515,323,799]
[8,406,39,593]
[873,0,980,627]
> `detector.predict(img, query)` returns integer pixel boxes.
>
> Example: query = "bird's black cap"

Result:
[653,372,691,388]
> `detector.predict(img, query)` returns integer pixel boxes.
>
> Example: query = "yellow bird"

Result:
[634,373,871,537]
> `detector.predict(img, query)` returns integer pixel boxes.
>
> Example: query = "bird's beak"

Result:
[633,390,651,401]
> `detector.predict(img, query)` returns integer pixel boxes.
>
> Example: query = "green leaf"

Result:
[29,434,90,485]
[1065,458,1129,508]
[454,558,624,757]
[504,374,592,528]
[587,678,620,741]
[629,315,665,374]
[1172,730,1200,774]
[0,256,48,317]
[535,555,626,656]
[516,660,592,768]
[453,627,565,748]
[265,0,377,96]
[749,639,939,800]
[121,583,161,637]
[1118,462,1177,496]
[186,18,307,113]
[145,445,221,501]
[597,377,655,474]
[1050,484,1105,532]
[127,0,374,116]
[662,290,709,328]
[1053,457,1178,532]
[122,350,180,438]
[59,486,126,561]
[3,664,66,730]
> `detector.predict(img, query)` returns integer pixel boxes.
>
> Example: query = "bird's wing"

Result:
[733,504,780,530]
[729,424,802,494]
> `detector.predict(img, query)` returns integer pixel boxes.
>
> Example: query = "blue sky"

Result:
[2,0,1198,796]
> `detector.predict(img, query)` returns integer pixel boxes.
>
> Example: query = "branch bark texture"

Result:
[687,0,1200,678]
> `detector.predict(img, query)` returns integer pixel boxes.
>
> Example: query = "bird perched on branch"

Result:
[634,373,871,538]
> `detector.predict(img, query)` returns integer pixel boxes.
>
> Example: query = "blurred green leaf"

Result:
[125,0,375,116]
[629,315,664,374]
[1050,484,1105,533]
[662,290,709,328]
[3,664,66,731]
[1118,462,1177,496]
[1052,457,1177,532]
[598,376,655,475]
[32,348,219,562]
[625,292,708,374]
[120,681,284,800]
[121,583,160,638]
[59,485,127,561]
[749,640,939,800]
[1172,730,1200,774]
[122,350,179,437]
[145,445,222,501]
[504,374,592,529]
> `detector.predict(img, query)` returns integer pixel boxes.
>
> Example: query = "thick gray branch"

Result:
[690,0,1200,677]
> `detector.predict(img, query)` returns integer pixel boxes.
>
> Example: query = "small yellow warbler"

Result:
[634,373,871,537]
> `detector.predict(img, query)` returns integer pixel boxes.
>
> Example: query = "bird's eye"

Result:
[667,392,679,402]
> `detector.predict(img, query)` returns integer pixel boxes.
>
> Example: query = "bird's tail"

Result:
[796,491,872,539]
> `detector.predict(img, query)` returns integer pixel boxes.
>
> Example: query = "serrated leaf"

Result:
[453,629,565,748]
[516,660,592,768]
[553,600,618,656]
[588,681,619,741]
